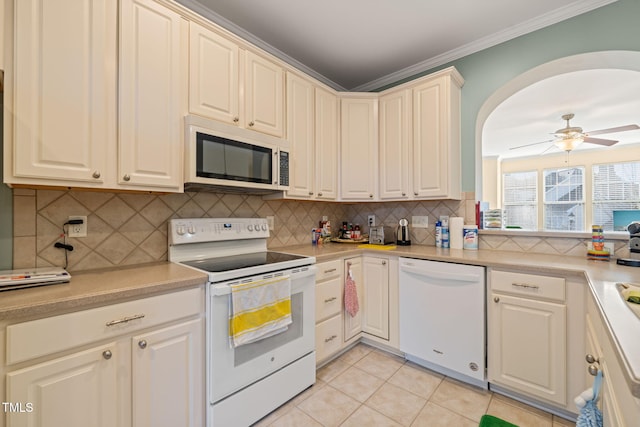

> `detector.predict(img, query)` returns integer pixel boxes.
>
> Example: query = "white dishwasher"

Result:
[399,257,486,388]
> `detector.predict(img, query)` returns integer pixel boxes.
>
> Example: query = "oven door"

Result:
[208,265,316,403]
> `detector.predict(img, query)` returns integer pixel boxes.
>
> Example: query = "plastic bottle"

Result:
[435,221,442,247]
[441,224,450,249]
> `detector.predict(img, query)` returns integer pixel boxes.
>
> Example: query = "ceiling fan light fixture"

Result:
[554,135,584,152]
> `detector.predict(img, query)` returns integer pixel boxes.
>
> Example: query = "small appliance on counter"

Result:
[396,218,411,246]
[617,221,640,267]
[0,267,70,291]
[369,225,395,245]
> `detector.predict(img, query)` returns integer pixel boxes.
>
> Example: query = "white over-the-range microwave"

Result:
[184,115,290,193]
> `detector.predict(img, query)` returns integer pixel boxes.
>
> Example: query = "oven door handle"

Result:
[210,274,295,297]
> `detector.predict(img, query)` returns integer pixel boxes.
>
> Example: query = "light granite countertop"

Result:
[275,242,640,398]
[0,262,207,321]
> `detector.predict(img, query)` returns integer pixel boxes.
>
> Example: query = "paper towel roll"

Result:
[450,217,464,249]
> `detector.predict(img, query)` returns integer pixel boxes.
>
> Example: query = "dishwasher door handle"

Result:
[400,265,481,283]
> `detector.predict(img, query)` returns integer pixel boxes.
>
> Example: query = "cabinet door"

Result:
[412,75,461,199]
[344,257,364,342]
[379,90,411,200]
[340,97,378,200]
[286,73,315,198]
[189,21,240,124]
[315,87,339,200]
[132,318,204,427]
[244,51,284,137]
[11,0,115,184]
[119,0,186,191]
[488,293,567,405]
[6,342,120,427]
[362,256,389,340]
[316,315,344,364]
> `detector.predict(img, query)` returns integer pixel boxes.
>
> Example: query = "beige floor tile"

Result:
[492,393,554,420]
[296,385,360,427]
[354,350,404,380]
[267,407,323,427]
[487,396,553,427]
[429,378,491,422]
[338,343,374,365]
[341,405,403,427]
[411,402,477,427]
[252,403,294,426]
[387,363,444,400]
[289,379,327,406]
[329,365,385,402]
[316,359,350,383]
[365,382,427,426]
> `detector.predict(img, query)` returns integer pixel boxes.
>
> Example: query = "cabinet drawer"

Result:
[315,260,342,282]
[315,315,343,362]
[491,270,565,302]
[316,277,343,322]
[7,287,204,365]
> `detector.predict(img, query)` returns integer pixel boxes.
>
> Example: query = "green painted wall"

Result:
[378,0,640,192]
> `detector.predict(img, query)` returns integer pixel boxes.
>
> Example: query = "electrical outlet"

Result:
[412,215,429,229]
[368,215,376,227]
[68,216,87,238]
[266,216,275,231]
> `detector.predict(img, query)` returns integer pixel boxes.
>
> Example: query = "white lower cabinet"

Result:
[343,256,364,343]
[4,287,205,427]
[488,270,567,406]
[586,290,640,426]
[361,256,389,340]
[314,260,343,364]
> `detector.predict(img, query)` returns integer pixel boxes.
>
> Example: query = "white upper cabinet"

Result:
[315,87,339,200]
[188,24,284,138]
[8,0,116,185]
[244,51,285,138]
[412,70,463,199]
[379,89,411,200]
[340,95,378,201]
[119,0,186,191]
[189,21,240,125]
[286,72,315,198]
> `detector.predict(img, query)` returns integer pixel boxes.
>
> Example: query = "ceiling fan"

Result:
[510,113,640,153]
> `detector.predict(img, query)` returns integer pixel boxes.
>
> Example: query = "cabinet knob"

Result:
[309,191,314,196]
[382,260,386,265]
[585,354,599,364]
[588,365,599,376]
[402,192,406,196]
[138,340,147,349]
[102,350,112,360]
[318,192,323,196]
[414,191,419,196]
[369,194,373,198]
[248,121,255,127]
[92,171,101,179]
[123,174,131,182]
[493,297,500,303]
[233,117,239,123]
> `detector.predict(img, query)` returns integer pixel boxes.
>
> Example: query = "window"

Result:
[502,171,537,230]
[543,167,585,231]
[593,162,640,231]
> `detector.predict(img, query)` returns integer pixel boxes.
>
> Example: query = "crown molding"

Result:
[177,0,617,92]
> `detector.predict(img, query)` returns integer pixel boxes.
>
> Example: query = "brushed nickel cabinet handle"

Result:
[105,313,145,327]
[511,282,539,290]
[324,335,337,343]
[324,297,337,303]
[324,268,337,274]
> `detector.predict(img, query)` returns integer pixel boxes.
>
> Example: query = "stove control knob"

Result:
[247,224,254,231]
[176,226,186,236]
[261,224,268,231]
[188,226,196,235]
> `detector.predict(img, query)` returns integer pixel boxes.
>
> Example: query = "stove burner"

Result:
[181,251,308,273]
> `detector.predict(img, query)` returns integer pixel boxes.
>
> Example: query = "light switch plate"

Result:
[266,216,275,231]
[412,215,429,229]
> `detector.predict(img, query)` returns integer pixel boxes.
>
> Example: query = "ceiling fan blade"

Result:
[540,143,557,155]
[583,136,618,146]
[585,124,640,136]
[509,139,554,150]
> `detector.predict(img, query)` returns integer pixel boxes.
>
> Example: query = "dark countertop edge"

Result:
[276,243,640,398]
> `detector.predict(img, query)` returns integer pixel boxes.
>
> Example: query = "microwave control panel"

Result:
[279,151,289,187]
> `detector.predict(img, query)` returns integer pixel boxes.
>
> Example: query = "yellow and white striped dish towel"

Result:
[229,275,292,348]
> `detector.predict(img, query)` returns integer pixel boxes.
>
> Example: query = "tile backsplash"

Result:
[12,189,621,272]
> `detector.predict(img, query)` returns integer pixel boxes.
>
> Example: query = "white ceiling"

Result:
[176,0,637,159]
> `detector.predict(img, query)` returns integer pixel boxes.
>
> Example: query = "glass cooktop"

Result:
[181,251,308,273]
